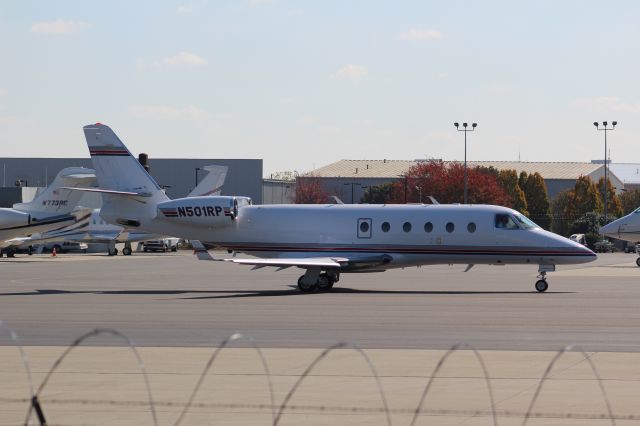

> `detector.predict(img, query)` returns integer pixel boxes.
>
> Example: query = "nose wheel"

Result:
[535,279,548,293]
[535,265,554,292]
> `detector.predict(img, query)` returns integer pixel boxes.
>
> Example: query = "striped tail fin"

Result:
[83,123,169,224]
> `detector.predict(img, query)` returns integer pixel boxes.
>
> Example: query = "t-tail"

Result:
[188,165,228,197]
[82,123,169,226]
[12,167,96,218]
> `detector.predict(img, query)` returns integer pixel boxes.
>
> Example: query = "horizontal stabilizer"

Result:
[60,187,152,197]
[191,240,219,261]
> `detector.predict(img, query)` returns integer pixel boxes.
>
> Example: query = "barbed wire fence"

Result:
[0,322,628,426]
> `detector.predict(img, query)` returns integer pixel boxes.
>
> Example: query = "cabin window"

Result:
[495,214,518,229]
[467,222,476,233]
[360,221,370,233]
[381,222,390,232]
[403,222,412,232]
[424,222,433,233]
[446,222,455,233]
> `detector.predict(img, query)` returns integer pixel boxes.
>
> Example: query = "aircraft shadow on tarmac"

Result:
[0,287,574,299]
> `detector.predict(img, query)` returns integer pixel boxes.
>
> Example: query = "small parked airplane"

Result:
[600,210,640,266]
[0,167,94,256]
[77,123,596,292]
[26,164,228,256]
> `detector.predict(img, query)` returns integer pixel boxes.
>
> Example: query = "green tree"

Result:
[620,189,640,215]
[518,171,528,191]
[565,176,603,220]
[596,176,623,218]
[569,211,607,248]
[498,169,528,215]
[361,183,394,204]
[522,172,551,229]
[550,190,572,236]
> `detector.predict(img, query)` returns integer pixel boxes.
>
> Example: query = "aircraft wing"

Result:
[191,241,391,270]
[228,257,348,268]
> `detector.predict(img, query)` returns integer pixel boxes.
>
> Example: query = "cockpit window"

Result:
[495,214,519,229]
[513,214,539,229]
[634,207,640,214]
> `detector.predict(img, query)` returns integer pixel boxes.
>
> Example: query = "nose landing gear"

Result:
[535,264,555,292]
[535,279,548,293]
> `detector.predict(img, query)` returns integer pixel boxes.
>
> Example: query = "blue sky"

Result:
[1,1,639,176]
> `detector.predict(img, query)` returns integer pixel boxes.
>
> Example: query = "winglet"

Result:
[191,240,216,261]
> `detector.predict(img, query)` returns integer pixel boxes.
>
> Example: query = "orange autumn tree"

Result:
[388,161,511,205]
[294,175,329,204]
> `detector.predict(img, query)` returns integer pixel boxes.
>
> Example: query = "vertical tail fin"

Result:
[84,123,167,198]
[13,167,96,216]
[83,123,168,224]
[188,165,229,197]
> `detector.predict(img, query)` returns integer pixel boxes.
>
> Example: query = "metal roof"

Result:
[310,159,607,180]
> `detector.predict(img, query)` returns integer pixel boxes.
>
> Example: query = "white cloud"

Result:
[128,105,209,121]
[399,28,443,42]
[31,19,90,35]
[0,88,7,97]
[331,64,368,82]
[162,52,207,67]
[571,96,640,114]
[177,5,193,13]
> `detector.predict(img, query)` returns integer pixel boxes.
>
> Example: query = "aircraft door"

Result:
[357,218,372,239]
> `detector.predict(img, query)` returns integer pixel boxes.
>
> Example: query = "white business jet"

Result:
[26,165,228,256]
[77,123,596,292]
[0,167,94,256]
[600,210,640,266]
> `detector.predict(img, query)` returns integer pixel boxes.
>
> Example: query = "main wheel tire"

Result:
[122,247,132,256]
[317,274,334,291]
[297,275,317,293]
[535,279,548,293]
[108,248,116,256]
[635,257,640,267]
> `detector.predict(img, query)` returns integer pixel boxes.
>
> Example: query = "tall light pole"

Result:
[454,122,477,204]
[194,167,202,190]
[593,121,617,224]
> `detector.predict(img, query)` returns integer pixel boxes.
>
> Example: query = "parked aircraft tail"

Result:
[188,165,228,197]
[12,167,96,217]
[82,123,169,225]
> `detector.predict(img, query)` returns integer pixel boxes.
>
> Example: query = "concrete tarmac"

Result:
[0,251,639,351]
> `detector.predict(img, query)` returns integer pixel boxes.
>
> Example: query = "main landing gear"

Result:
[535,264,555,293]
[297,269,340,292]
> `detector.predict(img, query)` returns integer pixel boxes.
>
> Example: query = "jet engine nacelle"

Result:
[0,208,31,228]
[156,196,251,228]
